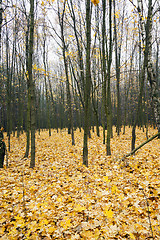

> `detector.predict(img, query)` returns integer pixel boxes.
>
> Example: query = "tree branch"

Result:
[120,132,160,162]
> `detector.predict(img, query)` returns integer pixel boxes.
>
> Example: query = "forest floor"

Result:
[0,127,160,240]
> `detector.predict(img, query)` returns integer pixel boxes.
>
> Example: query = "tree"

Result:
[42,16,51,137]
[113,0,125,136]
[130,0,160,150]
[102,0,113,155]
[57,0,75,145]
[28,0,35,168]
[83,0,92,166]
[24,16,30,158]
[0,0,3,128]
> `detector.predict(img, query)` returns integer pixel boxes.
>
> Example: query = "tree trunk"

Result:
[106,0,113,155]
[146,0,160,136]
[58,0,75,145]
[43,23,51,137]
[29,0,35,168]
[24,18,30,158]
[6,18,11,152]
[83,0,91,167]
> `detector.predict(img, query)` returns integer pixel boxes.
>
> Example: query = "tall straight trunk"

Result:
[155,37,159,137]
[48,76,58,132]
[146,0,160,135]
[83,0,91,167]
[58,0,75,145]
[0,1,2,127]
[43,25,51,136]
[138,27,144,129]
[102,0,112,152]
[29,0,35,168]
[131,62,146,150]
[106,72,112,154]
[113,0,123,136]
[106,0,113,155]
[6,19,11,151]
[10,7,18,137]
[98,25,105,143]
[17,59,22,138]
[123,32,128,134]
[41,84,45,129]
[65,64,75,145]
[69,0,85,101]
[102,0,107,145]
[131,0,160,150]
[92,49,100,137]
[24,18,30,158]
[0,0,2,64]
[38,87,41,134]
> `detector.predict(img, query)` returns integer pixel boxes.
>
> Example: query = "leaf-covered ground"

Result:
[0,127,160,239]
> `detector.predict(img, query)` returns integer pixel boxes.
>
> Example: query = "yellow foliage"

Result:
[104,206,114,218]
[129,232,135,239]
[60,217,72,229]
[91,0,99,6]
[74,204,86,212]
[103,175,110,182]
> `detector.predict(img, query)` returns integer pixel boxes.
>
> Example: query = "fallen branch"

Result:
[120,132,160,164]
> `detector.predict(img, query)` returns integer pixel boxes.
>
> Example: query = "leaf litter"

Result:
[0,127,160,239]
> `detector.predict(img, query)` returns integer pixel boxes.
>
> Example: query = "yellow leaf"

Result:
[103,176,110,182]
[57,197,62,202]
[33,64,37,70]
[81,230,95,239]
[97,191,102,198]
[115,11,120,19]
[14,219,25,228]
[0,226,5,235]
[94,228,100,238]
[43,219,49,225]
[48,226,56,233]
[74,204,86,212]
[91,0,99,6]
[104,207,114,218]
[60,217,71,229]
[129,233,135,239]
[111,185,118,194]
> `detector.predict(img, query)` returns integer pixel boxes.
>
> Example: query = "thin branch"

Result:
[120,132,160,162]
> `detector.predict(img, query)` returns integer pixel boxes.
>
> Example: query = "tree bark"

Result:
[24,17,30,158]
[29,0,35,168]
[58,0,75,145]
[106,0,113,155]
[83,0,91,166]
